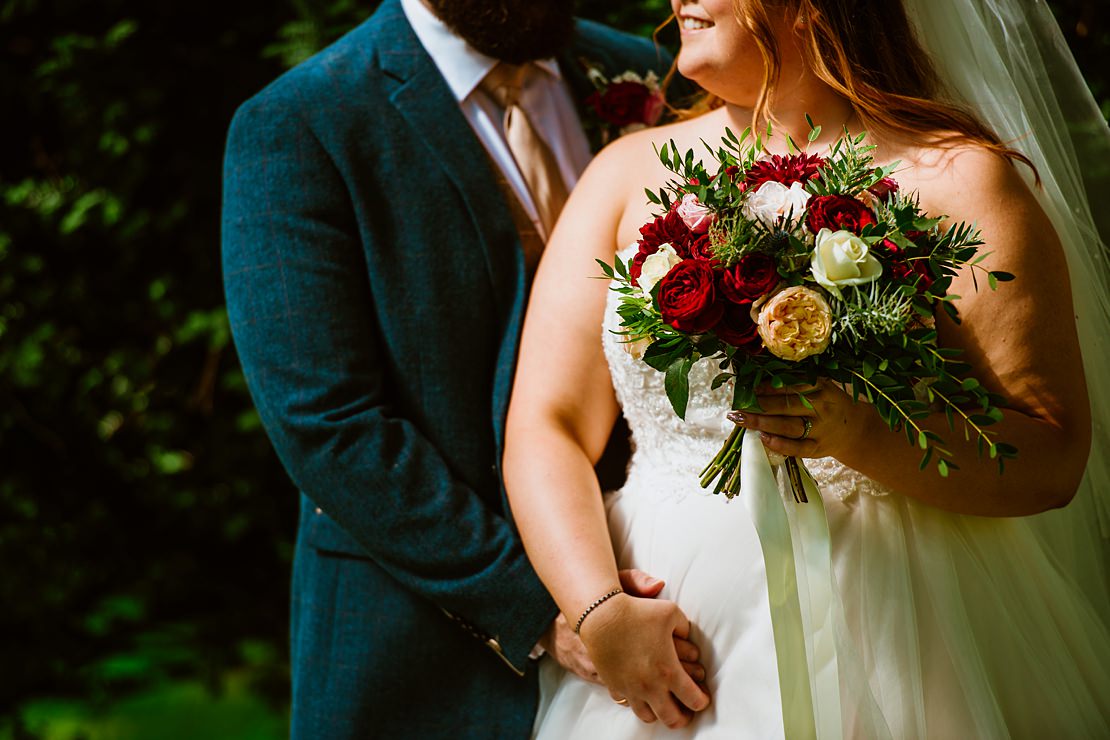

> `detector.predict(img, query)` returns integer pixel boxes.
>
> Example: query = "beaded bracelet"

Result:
[574,587,624,635]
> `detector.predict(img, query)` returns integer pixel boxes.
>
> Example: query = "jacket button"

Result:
[314,507,323,515]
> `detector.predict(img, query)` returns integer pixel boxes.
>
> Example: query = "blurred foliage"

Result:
[1,0,1106,736]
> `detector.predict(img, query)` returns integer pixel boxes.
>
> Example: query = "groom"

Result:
[222,0,670,736]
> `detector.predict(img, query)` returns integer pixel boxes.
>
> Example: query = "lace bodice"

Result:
[601,247,891,502]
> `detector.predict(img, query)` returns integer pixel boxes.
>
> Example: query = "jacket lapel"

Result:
[376,0,524,323]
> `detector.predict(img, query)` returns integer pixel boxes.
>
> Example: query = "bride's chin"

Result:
[684,77,757,109]
[678,59,758,106]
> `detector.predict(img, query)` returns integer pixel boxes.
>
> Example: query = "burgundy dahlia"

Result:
[638,208,694,256]
[744,153,825,191]
[630,209,696,284]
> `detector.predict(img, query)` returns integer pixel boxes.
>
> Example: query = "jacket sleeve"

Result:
[220,88,556,672]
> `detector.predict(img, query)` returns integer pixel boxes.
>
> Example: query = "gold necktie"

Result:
[481,63,570,242]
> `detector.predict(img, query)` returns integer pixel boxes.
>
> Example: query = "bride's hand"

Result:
[732,381,877,461]
[578,593,711,728]
[542,569,706,688]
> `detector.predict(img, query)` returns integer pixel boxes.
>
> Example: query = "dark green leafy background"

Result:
[1,0,1105,736]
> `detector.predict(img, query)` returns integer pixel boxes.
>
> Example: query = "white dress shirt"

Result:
[401,0,593,236]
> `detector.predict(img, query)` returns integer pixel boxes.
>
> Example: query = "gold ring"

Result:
[797,417,813,441]
[614,697,629,706]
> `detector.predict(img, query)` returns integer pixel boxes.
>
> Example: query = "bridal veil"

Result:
[818,1,1110,735]
[905,0,1110,629]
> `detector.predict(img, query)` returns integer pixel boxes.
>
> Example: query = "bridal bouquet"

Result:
[598,122,1017,501]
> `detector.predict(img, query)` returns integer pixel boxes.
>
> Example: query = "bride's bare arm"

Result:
[504,141,711,727]
[746,146,1091,516]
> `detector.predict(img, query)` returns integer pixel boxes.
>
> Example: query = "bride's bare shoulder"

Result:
[889,136,1039,224]
[587,109,729,184]
[582,110,731,244]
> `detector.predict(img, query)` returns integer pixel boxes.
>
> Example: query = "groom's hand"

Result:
[539,569,706,689]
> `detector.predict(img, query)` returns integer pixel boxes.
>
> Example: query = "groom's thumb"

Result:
[618,568,665,598]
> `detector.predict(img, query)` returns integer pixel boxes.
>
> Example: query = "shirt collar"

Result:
[401,0,563,102]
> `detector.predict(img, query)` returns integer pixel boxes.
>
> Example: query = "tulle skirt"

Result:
[533,460,1110,739]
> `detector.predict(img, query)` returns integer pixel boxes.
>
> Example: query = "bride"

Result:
[503,0,1110,737]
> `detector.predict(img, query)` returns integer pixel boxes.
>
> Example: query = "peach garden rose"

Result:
[755,285,833,361]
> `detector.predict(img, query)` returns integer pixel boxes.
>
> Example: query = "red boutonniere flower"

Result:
[582,61,666,147]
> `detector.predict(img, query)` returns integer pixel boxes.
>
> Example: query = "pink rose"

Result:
[676,193,716,234]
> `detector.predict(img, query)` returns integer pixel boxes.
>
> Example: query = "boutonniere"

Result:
[581,60,666,148]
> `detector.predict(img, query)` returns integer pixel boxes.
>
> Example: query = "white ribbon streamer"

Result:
[741,430,843,739]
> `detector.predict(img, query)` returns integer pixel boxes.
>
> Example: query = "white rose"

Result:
[810,228,883,297]
[742,180,811,227]
[638,243,683,295]
[622,335,652,360]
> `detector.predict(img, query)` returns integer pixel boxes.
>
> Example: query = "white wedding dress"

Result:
[532,251,1110,739]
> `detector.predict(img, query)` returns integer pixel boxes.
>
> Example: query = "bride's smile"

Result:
[677,4,715,34]
[671,0,801,111]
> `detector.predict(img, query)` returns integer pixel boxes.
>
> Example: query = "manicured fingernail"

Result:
[727,411,745,425]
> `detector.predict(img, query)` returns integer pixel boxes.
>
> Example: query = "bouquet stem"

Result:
[700,427,809,503]
[783,456,809,504]
[700,425,744,498]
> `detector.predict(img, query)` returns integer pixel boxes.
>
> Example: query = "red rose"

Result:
[587,81,656,128]
[907,259,934,290]
[658,260,725,333]
[877,238,904,257]
[689,234,715,261]
[867,177,900,200]
[878,238,933,290]
[719,253,779,304]
[805,195,877,235]
[714,303,763,352]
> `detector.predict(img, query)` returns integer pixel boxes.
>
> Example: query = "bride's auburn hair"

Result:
[672,0,1036,175]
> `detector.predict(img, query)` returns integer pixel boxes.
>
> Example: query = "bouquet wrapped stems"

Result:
[700,426,809,503]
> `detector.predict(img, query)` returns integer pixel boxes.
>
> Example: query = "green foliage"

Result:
[0,0,313,722]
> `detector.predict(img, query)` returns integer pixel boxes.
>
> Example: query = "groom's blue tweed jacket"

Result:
[222,1,668,736]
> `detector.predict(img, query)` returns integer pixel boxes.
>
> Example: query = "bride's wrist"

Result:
[574,589,628,644]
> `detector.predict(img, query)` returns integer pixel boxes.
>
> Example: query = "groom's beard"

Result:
[425,0,575,64]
